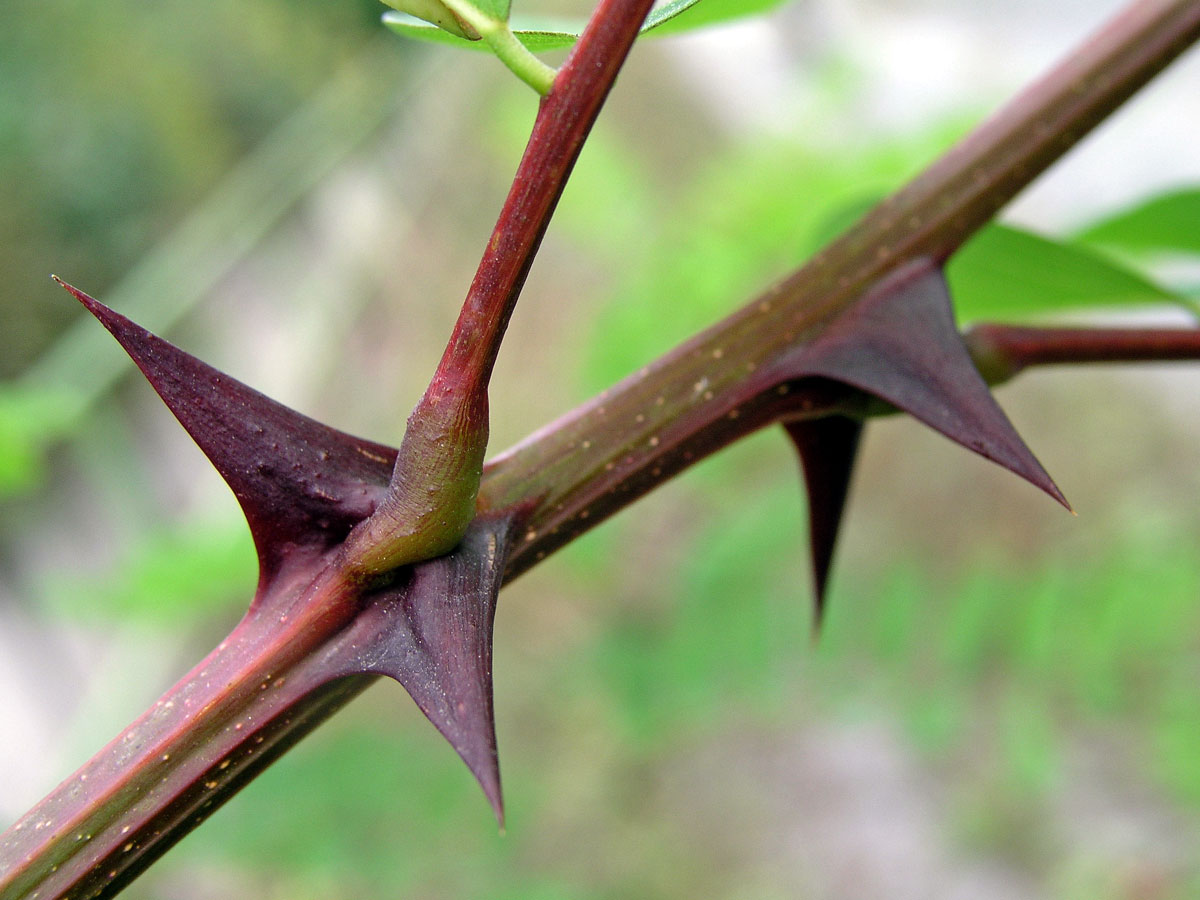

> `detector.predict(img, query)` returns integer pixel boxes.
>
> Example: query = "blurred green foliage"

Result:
[38,515,257,625]
[0,0,382,378]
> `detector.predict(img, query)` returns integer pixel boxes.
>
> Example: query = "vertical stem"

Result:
[436,0,657,390]
[348,0,657,574]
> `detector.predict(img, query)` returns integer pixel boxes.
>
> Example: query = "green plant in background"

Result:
[3,0,1200,898]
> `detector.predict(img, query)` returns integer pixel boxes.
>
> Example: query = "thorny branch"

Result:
[3,2,1200,899]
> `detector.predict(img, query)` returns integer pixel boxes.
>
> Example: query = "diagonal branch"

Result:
[4,3,1200,899]
[437,0,656,388]
[482,0,1200,575]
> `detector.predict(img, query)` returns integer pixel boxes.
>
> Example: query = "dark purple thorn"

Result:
[783,415,863,629]
[314,515,514,826]
[54,277,400,589]
[793,259,1070,510]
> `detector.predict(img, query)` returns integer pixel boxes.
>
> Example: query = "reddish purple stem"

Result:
[437,0,656,391]
[968,322,1200,381]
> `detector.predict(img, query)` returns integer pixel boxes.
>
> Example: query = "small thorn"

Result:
[784,416,862,631]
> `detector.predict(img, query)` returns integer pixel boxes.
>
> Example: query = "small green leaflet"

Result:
[647,0,785,35]
[383,0,787,53]
[386,0,474,39]
[948,223,1187,322]
[382,0,512,40]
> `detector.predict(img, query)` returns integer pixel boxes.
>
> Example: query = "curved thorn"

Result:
[794,260,1070,511]
[55,278,399,588]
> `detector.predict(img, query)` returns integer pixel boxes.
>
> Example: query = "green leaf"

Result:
[947,223,1185,322]
[383,0,788,53]
[383,13,567,51]
[381,0,513,40]
[384,0,557,92]
[1076,187,1200,257]
[648,0,790,36]
[476,0,511,23]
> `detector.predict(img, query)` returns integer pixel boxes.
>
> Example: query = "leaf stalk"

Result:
[967,322,1200,383]
[439,0,558,94]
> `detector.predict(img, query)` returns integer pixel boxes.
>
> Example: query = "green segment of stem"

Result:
[341,380,489,578]
[441,0,557,94]
[345,0,652,578]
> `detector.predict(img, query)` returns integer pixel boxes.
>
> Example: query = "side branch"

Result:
[437,0,656,387]
[967,323,1200,383]
[343,0,654,575]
